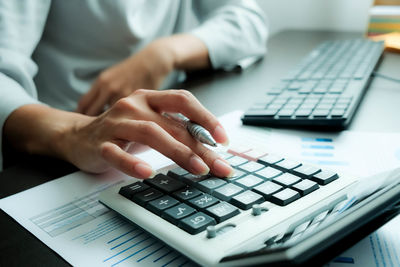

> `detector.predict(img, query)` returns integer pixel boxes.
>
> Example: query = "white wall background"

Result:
[256,0,374,35]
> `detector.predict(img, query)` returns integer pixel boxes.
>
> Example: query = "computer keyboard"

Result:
[99,147,358,265]
[242,39,384,128]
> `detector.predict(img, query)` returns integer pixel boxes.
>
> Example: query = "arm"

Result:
[191,0,268,69]
[77,0,268,116]
[0,0,51,170]
[4,90,233,178]
[76,34,211,115]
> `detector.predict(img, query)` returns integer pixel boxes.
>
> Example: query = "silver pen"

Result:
[163,112,217,147]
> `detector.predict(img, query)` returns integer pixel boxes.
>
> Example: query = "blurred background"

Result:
[256,0,373,35]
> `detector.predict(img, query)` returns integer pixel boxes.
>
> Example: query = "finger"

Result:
[115,120,210,175]
[77,82,101,114]
[85,88,111,116]
[143,89,229,145]
[101,142,154,179]
[155,114,234,177]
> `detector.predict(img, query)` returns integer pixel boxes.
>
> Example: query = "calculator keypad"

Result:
[119,149,340,235]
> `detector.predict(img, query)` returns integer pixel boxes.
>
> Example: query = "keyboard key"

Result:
[167,167,188,180]
[173,187,202,201]
[255,166,283,179]
[295,109,312,117]
[270,188,300,206]
[245,109,277,117]
[253,181,283,198]
[162,203,196,225]
[147,195,179,215]
[132,188,164,206]
[213,183,244,201]
[291,180,319,196]
[311,170,339,185]
[205,202,240,222]
[292,165,321,178]
[258,154,284,165]
[179,212,216,234]
[278,109,295,117]
[231,191,264,210]
[330,108,346,117]
[312,109,330,118]
[189,194,219,210]
[226,156,248,167]
[234,175,264,189]
[119,182,150,199]
[196,177,227,193]
[238,161,265,173]
[273,173,302,186]
[274,159,302,171]
[144,174,186,193]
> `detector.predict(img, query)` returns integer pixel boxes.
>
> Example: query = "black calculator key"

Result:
[273,173,302,186]
[189,194,219,210]
[231,191,264,210]
[311,170,339,185]
[196,177,227,193]
[226,156,248,167]
[291,180,319,196]
[132,188,164,206]
[162,203,196,225]
[213,183,244,201]
[179,212,216,235]
[119,182,149,199]
[270,188,300,206]
[274,159,302,171]
[238,161,265,173]
[255,167,283,179]
[234,174,264,189]
[292,165,321,178]
[253,181,283,199]
[144,174,186,193]
[181,173,209,185]
[258,154,284,165]
[147,195,179,215]
[205,202,240,222]
[167,167,188,180]
[173,187,202,201]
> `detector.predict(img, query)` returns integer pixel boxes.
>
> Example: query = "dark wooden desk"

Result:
[1,30,399,266]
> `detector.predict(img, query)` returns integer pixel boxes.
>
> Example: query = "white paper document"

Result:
[1,111,400,267]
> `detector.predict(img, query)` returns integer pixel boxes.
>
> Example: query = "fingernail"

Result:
[213,158,234,177]
[134,163,154,178]
[213,125,229,146]
[190,155,210,175]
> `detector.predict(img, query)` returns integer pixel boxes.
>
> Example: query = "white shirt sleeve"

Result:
[190,0,268,69]
[0,0,51,170]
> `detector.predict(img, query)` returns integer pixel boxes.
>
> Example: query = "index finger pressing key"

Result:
[144,90,229,145]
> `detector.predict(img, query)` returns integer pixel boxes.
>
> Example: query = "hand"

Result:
[76,34,211,116]
[76,40,175,116]
[63,89,232,179]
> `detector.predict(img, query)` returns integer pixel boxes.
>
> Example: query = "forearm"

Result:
[157,34,211,71]
[3,104,89,160]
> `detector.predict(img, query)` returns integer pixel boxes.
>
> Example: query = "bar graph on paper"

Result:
[29,183,196,267]
[300,137,349,167]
